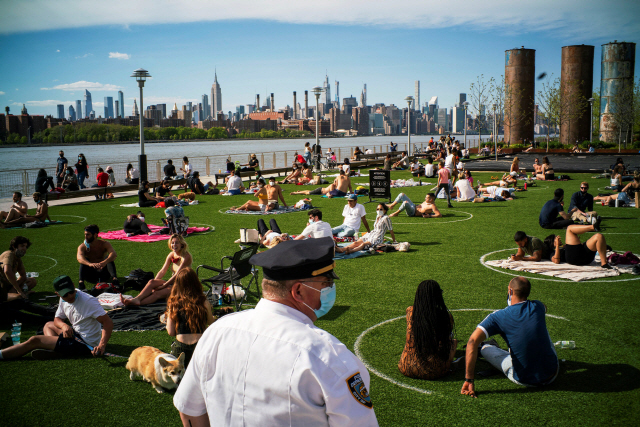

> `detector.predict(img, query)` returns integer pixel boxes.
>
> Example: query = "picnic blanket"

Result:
[321,194,367,199]
[99,224,210,242]
[108,301,167,331]
[2,219,63,230]
[98,292,133,309]
[485,259,622,282]
[224,206,308,215]
[334,250,371,260]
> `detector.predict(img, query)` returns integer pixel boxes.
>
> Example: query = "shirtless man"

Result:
[290,169,352,198]
[482,173,518,188]
[389,193,442,218]
[280,164,302,184]
[76,224,118,290]
[0,193,51,228]
[234,178,288,212]
[0,192,29,226]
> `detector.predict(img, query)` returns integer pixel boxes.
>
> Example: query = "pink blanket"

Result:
[99,224,209,242]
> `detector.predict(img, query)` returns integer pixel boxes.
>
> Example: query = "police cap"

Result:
[249,237,339,281]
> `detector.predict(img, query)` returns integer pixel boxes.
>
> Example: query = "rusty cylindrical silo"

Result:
[256,94,260,112]
[600,41,636,143]
[560,45,594,145]
[504,47,535,144]
[270,93,275,112]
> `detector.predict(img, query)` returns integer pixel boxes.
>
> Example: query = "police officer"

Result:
[174,237,378,426]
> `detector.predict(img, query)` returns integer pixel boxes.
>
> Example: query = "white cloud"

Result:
[41,80,123,92]
[75,53,92,59]
[109,52,130,60]
[56,49,60,52]
[0,0,638,41]
[0,91,5,95]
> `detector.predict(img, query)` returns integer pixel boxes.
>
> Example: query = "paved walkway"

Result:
[465,154,640,174]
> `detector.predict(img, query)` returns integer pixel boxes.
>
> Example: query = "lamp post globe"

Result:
[405,96,413,155]
[130,68,151,181]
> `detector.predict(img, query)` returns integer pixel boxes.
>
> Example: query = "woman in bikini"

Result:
[537,156,555,180]
[121,234,192,306]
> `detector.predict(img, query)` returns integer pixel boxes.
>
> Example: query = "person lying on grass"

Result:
[121,234,192,306]
[399,280,458,380]
[0,275,113,361]
[335,203,396,254]
[0,192,50,228]
[290,169,352,198]
[461,276,558,398]
[544,222,612,269]
[481,173,518,189]
[257,218,292,248]
[477,185,514,200]
[511,231,550,262]
[388,193,442,218]
[593,174,640,206]
[77,224,118,291]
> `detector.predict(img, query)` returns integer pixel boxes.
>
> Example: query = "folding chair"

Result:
[162,216,189,236]
[196,244,260,311]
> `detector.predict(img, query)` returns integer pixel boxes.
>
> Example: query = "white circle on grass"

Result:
[367,209,473,225]
[480,248,640,283]
[353,309,569,395]
[23,254,58,273]
[52,214,87,224]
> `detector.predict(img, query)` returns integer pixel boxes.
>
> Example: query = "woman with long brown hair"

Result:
[398,280,457,379]
[165,267,213,366]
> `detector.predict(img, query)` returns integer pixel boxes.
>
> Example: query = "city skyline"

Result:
[0,1,638,118]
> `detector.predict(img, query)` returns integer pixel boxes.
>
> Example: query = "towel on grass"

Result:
[99,224,210,242]
[485,259,621,282]
[98,292,133,309]
[120,203,139,207]
[224,206,307,215]
[321,194,367,199]
[334,250,371,260]
[108,301,166,331]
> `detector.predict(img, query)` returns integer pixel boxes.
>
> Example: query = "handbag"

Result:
[239,229,260,243]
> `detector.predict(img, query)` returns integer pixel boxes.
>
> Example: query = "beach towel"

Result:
[98,292,133,309]
[2,219,63,230]
[485,259,621,282]
[224,206,308,215]
[334,250,371,260]
[108,301,167,331]
[99,224,210,242]
[120,203,139,207]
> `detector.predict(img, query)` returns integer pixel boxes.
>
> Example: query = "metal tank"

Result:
[560,45,594,145]
[504,47,535,144]
[600,41,636,143]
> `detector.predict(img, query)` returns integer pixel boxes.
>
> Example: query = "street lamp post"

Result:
[131,68,151,181]
[492,104,498,161]
[405,96,413,156]
[463,101,469,150]
[588,97,594,147]
[312,86,323,171]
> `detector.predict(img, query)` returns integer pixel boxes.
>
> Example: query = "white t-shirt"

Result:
[300,221,332,239]
[425,163,435,177]
[342,164,351,175]
[227,175,242,190]
[183,163,192,176]
[130,168,140,179]
[342,203,366,230]
[55,290,106,347]
[445,154,455,170]
[455,179,476,200]
[173,299,378,426]
[486,186,511,198]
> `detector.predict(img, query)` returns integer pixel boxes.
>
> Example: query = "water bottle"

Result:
[26,272,39,278]
[554,340,576,349]
[11,321,22,345]
[615,199,619,207]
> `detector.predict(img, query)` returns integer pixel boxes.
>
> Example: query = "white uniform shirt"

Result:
[55,289,106,347]
[174,299,378,426]
[227,175,243,190]
[342,203,366,231]
[300,220,333,239]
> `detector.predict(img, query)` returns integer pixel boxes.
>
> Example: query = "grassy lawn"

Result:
[1,169,639,426]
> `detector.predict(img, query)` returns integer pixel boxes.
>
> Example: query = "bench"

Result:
[53,178,187,201]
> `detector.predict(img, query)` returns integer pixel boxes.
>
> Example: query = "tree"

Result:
[591,88,600,139]
[492,75,530,145]
[468,74,492,146]
[608,77,638,150]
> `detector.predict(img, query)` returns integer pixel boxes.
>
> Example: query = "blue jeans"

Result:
[393,193,416,216]
[78,170,88,189]
[332,223,356,237]
[227,189,242,195]
[480,343,558,386]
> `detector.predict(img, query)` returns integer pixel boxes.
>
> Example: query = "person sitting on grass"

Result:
[545,222,611,268]
[537,156,555,181]
[257,218,291,248]
[0,192,29,226]
[383,154,392,171]
[568,181,597,224]
[0,275,113,360]
[511,231,551,262]
[331,194,370,237]
[165,267,214,368]
[335,203,395,254]
[0,193,50,228]
[388,193,442,218]
[189,171,219,195]
[398,280,458,380]
[138,180,162,208]
[123,212,160,237]
[290,169,352,198]
[62,167,79,191]
[539,188,575,229]
[155,179,175,199]
[234,178,287,212]
[454,172,476,202]
[223,169,245,195]
[424,157,436,177]
[594,174,640,206]
[410,160,425,177]
[280,163,302,184]
[461,276,559,398]
[299,164,314,184]
[122,234,192,306]
[76,225,118,291]
[392,151,409,169]
[0,236,37,301]
[293,209,332,240]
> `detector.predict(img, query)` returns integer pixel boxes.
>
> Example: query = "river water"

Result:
[0,134,502,172]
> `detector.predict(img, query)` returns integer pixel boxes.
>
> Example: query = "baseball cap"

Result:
[347,193,358,201]
[53,275,75,297]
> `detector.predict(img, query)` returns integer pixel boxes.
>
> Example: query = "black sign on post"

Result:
[369,169,391,203]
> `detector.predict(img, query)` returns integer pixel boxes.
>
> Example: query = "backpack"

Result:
[124,269,154,291]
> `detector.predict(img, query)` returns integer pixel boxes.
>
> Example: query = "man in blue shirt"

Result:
[461,277,559,398]
[568,182,598,225]
[539,188,574,229]
[56,151,68,186]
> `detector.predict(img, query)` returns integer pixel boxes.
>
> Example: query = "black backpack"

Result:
[124,269,154,291]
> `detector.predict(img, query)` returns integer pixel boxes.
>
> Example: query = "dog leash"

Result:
[73,335,128,359]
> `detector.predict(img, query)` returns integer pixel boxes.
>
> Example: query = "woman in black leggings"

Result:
[123,213,154,236]
[138,180,159,208]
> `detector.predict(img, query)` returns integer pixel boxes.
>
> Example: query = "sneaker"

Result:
[480,338,500,350]
[78,281,86,290]
[601,263,613,269]
[593,216,602,232]
[31,349,63,360]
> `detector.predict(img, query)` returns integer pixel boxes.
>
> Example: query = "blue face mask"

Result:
[301,283,336,319]
[308,218,315,224]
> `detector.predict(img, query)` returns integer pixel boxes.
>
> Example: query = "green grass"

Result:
[1,170,639,426]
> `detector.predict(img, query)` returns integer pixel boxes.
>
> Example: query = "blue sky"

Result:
[1,0,638,117]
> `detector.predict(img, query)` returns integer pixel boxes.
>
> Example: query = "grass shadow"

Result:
[322,305,350,321]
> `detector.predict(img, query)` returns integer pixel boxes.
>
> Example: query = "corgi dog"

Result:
[126,346,185,393]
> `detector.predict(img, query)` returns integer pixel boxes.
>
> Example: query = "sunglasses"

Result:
[581,187,588,189]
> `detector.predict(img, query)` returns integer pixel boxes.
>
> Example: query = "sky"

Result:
[0,0,638,118]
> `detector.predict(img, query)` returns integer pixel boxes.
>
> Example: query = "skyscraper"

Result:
[202,94,209,119]
[211,71,222,116]
[452,107,465,133]
[186,101,192,112]
[437,108,449,130]
[68,105,76,121]
[459,93,467,106]
[132,98,139,116]
[323,74,331,112]
[75,100,82,120]
[335,81,339,104]
[363,84,367,107]
[56,104,64,119]
[156,104,166,119]
[84,89,93,119]
[114,100,119,118]
[414,81,420,111]
[104,96,114,118]
[118,91,125,118]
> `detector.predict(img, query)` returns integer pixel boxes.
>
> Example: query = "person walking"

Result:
[75,153,89,189]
